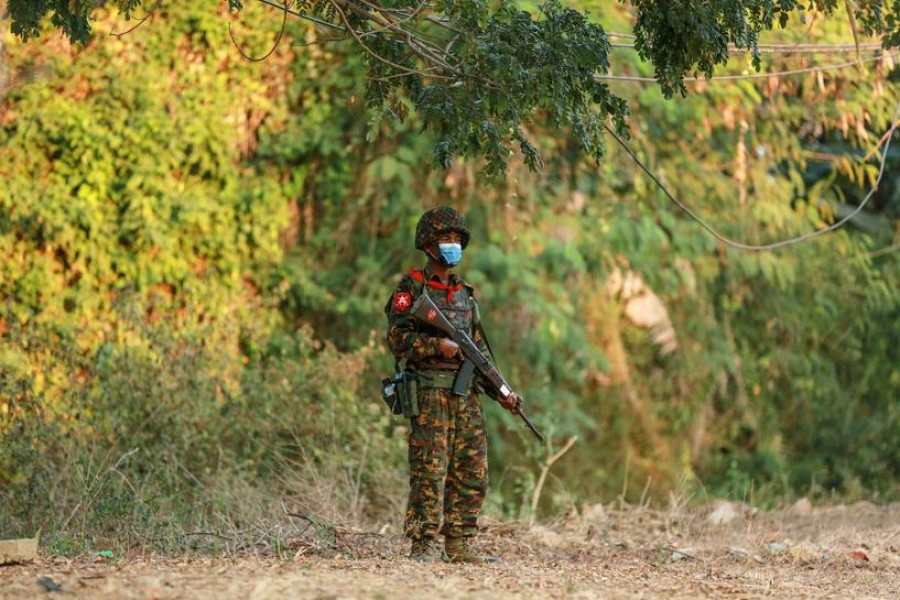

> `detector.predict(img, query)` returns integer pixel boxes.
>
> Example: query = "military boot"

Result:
[443,536,500,564]
[409,536,439,563]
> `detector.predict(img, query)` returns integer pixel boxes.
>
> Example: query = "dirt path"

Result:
[3,502,899,599]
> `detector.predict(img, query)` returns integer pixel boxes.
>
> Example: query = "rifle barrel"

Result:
[518,409,545,442]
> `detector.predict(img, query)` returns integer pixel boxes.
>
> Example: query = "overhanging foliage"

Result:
[5,0,900,171]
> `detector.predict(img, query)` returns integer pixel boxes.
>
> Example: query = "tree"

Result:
[5,0,899,174]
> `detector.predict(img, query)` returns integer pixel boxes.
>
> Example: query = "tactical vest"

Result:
[405,269,478,371]
[407,269,474,333]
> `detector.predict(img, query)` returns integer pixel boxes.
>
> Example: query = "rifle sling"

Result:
[470,296,495,362]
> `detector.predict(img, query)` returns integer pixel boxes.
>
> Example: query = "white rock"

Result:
[768,542,789,555]
[789,497,812,516]
[707,501,740,525]
[530,526,564,548]
[581,503,606,526]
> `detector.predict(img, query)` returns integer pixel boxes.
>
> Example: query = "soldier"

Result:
[385,206,522,564]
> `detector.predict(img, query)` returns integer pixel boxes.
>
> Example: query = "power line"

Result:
[247,5,890,86]
[604,98,900,252]
[609,40,885,54]
[598,53,889,83]
[607,31,883,48]
[247,8,885,60]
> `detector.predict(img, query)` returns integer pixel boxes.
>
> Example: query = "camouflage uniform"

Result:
[385,208,500,542]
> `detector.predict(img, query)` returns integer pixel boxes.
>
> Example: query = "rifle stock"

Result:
[410,292,544,442]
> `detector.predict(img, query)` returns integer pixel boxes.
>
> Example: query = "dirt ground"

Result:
[3,501,899,599]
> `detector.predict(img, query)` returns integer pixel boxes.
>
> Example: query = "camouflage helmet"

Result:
[414,206,471,250]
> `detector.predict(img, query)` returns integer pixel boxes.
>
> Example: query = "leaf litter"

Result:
[1,501,898,599]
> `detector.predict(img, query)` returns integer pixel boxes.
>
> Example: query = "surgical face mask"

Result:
[438,242,463,266]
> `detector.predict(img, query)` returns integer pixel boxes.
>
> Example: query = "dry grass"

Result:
[2,500,898,599]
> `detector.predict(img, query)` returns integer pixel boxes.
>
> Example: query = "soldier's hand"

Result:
[439,338,462,359]
[499,392,522,415]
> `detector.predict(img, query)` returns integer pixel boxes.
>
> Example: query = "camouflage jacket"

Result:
[385,266,500,400]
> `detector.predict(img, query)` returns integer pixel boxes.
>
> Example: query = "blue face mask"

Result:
[438,242,463,266]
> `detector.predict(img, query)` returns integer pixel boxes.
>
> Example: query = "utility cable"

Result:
[195,4,900,254]
[606,31,885,50]
[603,98,900,252]
[598,53,888,83]
[250,3,888,84]
[248,7,886,59]
[609,41,885,53]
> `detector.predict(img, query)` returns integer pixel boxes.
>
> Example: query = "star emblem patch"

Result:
[393,292,412,312]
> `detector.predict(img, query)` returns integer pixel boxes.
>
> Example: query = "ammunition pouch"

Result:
[381,371,419,418]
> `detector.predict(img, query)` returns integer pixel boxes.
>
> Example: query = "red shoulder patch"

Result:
[393,292,412,313]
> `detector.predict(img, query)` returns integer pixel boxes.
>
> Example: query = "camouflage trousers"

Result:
[405,386,488,539]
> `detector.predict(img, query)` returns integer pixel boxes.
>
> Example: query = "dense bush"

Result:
[0,310,406,550]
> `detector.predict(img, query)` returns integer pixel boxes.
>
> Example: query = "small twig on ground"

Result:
[282,504,321,537]
[337,530,385,538]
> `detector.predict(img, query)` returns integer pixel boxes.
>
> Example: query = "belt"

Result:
[416,369,471,392]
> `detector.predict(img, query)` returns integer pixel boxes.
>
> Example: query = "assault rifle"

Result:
[409,292,545,442]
